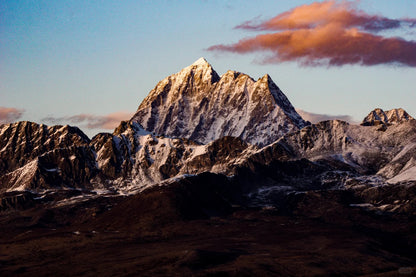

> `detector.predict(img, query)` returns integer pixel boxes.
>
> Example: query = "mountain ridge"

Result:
[1,58,416,205]
[3,112,415,194]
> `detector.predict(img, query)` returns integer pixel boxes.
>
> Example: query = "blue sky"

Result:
[1,0,415,137]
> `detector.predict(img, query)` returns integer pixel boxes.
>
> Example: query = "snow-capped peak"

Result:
[172,57,220,86]
[192,57,210,67]
[131,58,308,146]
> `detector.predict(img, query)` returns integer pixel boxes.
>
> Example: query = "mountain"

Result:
[90,120,259,193]
[201,117,416,206]
[0,121,97,192]
[362,108,414,126]
[131,58,308,146]
[0,121,90,174]
[0,119,256,194]
[90,120,206,192]
[266,119,416,182]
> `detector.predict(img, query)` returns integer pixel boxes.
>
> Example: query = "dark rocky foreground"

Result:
[1,174,415,276]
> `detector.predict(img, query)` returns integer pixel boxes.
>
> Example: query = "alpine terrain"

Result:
[1,59,416,276]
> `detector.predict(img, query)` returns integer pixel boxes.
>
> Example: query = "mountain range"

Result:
[1,58,415,197]
[1,58,416,276]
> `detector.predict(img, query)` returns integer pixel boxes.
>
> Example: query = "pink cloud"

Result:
[0,107,24,123]
[208,0,416,67]
[43,111,134,130]
[235,1,408,32]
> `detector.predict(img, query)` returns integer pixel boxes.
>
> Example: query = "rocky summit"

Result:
[1,59,416,276]
[362,108,414,126]
[131,58,308,146]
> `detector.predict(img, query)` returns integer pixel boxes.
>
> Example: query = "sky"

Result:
[1,0,415,138]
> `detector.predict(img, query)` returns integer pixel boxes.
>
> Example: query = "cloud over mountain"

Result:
[208,0,416,67]
[296,109,356,124]
[42,111,134,130]
[0,107,24,123]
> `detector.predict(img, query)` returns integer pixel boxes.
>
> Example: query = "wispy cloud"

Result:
[0,107,24,124]
[296,109,357,124]
[208,0,416,67]
[42,111,134,130]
